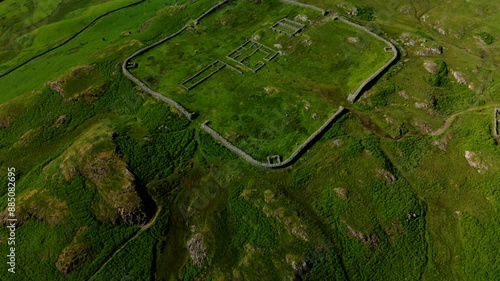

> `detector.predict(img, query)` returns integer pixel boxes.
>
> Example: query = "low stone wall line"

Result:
[278,0,399,103]
[338,17,399,102]
[279,0,326,15]
[194,0,228,24]
[122,26,194,119]
[122,0,396,169]
[122,1,230,120]
[200,106,347,169]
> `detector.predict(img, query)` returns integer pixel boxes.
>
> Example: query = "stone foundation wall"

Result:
[339,17,399,102]
[122,1,231,120]
[200,106,347,169]
[122,0,395,168]
[194,0,228,25]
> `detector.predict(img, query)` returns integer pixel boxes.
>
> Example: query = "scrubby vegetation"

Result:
[479,32,494,45]
[428,60,448,87]
[355,5,374,21]
[0,0,499,280]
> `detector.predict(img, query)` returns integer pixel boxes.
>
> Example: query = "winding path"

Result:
[356,104,500,140]
[88,206,162,281]
[430,104,500,136]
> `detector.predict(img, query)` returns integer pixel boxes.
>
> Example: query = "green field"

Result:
[130,0,392,160]
[0,0,144,73]
[0,0,499,280]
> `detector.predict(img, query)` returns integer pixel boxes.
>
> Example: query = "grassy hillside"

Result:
[0,0,498,280]
[0,0,143,73]
[131,0,392,160]
[0,0,216,102]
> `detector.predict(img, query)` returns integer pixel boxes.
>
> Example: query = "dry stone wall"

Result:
[339,17,399,102]
[123,0,396,168]
[200,107,347,169]
[122,26,195,119]
[194,0,228,25]
[278,0,399,103]
[180,60,226,90]
[279,0,327,15]
[122,1,231,120]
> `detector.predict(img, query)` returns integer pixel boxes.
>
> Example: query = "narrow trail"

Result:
[355,104,500,140]
[88,206,162,280]
[430,104,500,136]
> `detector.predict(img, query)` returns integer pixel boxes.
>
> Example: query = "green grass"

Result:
[0,40,196,279]
[380,111,500,280]
[297,0,500,137]
[0,0,212,102]
[0,171,139,281]
[0,0,140,72]
[156,112,428,280]
[0,0,499,280]
[131,0,392,161]
[90,231,157,280]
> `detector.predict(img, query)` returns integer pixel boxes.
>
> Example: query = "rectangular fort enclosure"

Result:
[129,0,393,161]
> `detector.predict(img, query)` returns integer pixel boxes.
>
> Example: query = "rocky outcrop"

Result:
[118,205,148,225]
[433,133,453,151]
[52,115,67,128]
[414,121,433,134]
[0,189,68,227]
[348,37,360,44]
[334,188,349,200]
[45,65,106,102]
[452,70,467,85]
[332,139,343,147]
[56,242,93,275]
[423,60,438,74]
[347,225,379,247]
[415,46,443,56]
[55,227,94,275]
[286,254,311,280]
[465,151,488,174]
[43,123,151,225]
[376,169,397,183]
[399,90,409,99]
[415,101,429,109]
[187,233,207,267]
